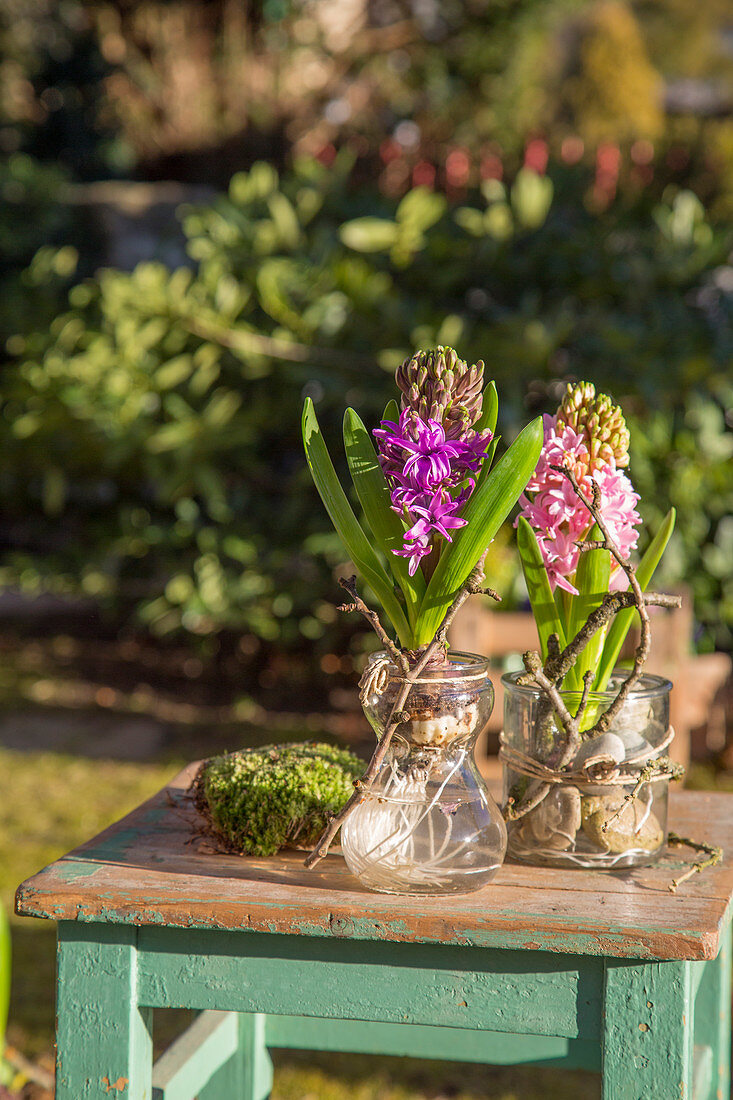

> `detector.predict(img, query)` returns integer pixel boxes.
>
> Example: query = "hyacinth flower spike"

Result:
[303,347,543,650]
[516,381,676,693]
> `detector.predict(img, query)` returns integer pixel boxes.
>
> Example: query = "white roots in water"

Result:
[507,840,659,869]
[341,751,501,892]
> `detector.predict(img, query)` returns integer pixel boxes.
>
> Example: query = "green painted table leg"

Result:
[694,921,731,1100]
[602,958,694,1100]
[241,1013,273,1100]
[197,1014,272,1100]
[56,921,153,1100]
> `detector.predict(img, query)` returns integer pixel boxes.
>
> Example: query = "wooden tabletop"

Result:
[15,763,733,961]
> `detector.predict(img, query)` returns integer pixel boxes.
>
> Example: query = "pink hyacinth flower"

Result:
[517,413,640,593]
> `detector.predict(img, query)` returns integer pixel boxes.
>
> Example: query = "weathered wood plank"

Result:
[693,918,731,1100]
[15,766,733,960]
[136,927,602,1040]
[264,1015,601,1070]
[602,959,694,1099]
[151,1010,238,1100]
[55,923,153,1100]
[236,1013,273,1100]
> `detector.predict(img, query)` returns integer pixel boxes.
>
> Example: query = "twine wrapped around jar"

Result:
[499,726,676,792]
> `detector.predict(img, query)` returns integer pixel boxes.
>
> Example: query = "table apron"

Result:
[134,926,603,1040]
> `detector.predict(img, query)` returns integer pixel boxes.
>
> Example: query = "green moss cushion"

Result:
[193,741,364,857]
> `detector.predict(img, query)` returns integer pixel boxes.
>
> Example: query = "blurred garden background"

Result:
[1,0,733,1096]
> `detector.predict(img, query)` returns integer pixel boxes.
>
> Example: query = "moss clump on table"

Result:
[194,742,364,857]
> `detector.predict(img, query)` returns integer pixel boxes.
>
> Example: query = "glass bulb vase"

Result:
[502,671,673,870]
[341,651,507,895]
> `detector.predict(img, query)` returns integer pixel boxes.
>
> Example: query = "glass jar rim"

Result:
[501,668,672,702]
[367,649,490,684]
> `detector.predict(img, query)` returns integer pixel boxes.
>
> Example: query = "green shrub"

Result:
[195,742,364,856]
[0,154,76,349]
[1,158,731,651]
[629,381,733,652]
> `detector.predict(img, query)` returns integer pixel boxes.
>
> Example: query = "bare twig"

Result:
[304,552,490,868]
[503,778,551,821]
[574,670,595,726]
[519,651,579,765]
[600,759,685,834]
[543,590,680,687]
[667,832,723,892]
[337,576,408,672]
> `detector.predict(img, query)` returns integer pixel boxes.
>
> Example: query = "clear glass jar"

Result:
[341,651,507,895]
[501,671,672,869]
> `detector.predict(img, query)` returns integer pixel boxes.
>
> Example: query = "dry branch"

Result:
[543,591,678,687]
[337,576,408,672]
[668,832,723,892]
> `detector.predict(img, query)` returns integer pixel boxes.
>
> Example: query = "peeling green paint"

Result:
[48,920,733,1099]
[39,902,713,961]
[55,859,102,883]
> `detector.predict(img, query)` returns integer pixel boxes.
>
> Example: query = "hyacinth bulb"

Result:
[395,346,485,439]
[555,381,630,471]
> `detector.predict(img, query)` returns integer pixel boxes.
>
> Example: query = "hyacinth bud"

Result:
[396,346,485,439]
[555,381,630,471]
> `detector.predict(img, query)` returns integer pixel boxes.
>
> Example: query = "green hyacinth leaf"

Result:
[343,408,425,630]
[302,398,411,646]
[563,524,610,694]
[382,398,400,424]
[594,507,677,691]
[517,516,566,660]
[553,587,570,645]
[415,416,543,644]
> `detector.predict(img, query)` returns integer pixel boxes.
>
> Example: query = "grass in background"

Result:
[1,748,178,1057]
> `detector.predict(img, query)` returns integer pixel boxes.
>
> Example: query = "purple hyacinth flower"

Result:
[404,489,468,543]
[373,397,493,574]
[392,532,432,576]
[400,419,469,487]
[374,412,490,488]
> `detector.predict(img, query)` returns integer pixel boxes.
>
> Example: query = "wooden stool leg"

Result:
[240,1013,273,1100]
[56,921,153,1100]
[602,959,694,1100]
[197,1014,272,1100]
[694,921,732,1100]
